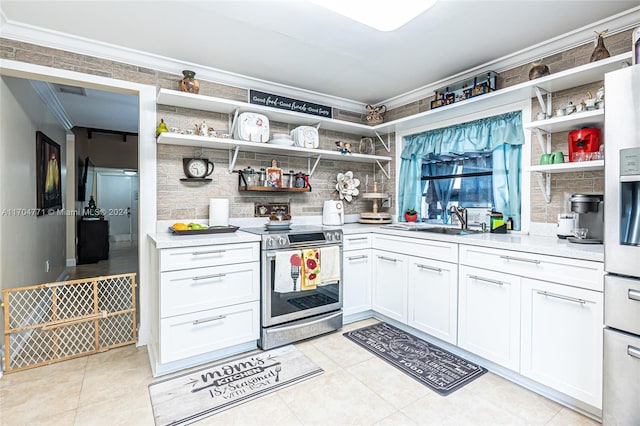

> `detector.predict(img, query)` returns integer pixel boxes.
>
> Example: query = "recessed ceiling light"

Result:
[311,0,437,32]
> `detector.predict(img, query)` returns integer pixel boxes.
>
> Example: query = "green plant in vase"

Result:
[404,208,418,222]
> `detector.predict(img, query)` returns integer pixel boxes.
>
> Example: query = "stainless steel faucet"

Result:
[449,206,467,230]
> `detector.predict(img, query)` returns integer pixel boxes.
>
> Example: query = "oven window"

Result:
[268,256,340,318]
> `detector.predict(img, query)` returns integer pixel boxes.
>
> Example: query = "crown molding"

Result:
[29,80,73,129]
[0,10,367,114]
[379,6,640,109]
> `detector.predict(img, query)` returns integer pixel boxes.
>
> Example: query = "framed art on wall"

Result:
[36,131,62,215]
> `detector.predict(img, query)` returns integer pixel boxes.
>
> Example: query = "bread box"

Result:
[234,112,270,142]
[290,126,319,148]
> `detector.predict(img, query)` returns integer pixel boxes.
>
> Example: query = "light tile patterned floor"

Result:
[0,318,600,426]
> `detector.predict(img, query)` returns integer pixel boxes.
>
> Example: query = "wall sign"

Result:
[249,90,332,119]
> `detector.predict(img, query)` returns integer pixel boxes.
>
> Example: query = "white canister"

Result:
[557,213,576,238]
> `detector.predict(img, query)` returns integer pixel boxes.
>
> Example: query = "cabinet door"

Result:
[343,249,372,317]
[408,256,458,345]
[372,250,407,323]
[458,265,520,371]
[521,278,603,408]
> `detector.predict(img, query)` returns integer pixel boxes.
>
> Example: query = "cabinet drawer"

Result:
[160,242,259,272]
[373,234,458,263]
[459,245,603,291]
[160,301,259,363]
[343,234,372,251]
[160,262,260,318]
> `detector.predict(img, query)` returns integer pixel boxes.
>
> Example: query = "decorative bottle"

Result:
[179,70,200,94]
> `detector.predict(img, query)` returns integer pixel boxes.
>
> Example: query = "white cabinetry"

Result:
[458,265,521,371]
[408,256,458,345]
[521,278,603,409]
[343,234,372,320]
[150,241,260,376]
[372,234,458,336]
[372,250,408,322]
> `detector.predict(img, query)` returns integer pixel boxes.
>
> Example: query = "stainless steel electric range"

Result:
[241,225,343,350]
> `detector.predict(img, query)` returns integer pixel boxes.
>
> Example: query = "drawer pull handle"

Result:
[193,249,226,256]
[347,237,368,242]
[500,255,540,265]
[347,255,368,261]
[378,256,398,263]
[170,249,226,256]
[170,273,227,282]
[469,275,504,286]
[628,345,640,359]
[193,273,226,281]
[417,264,442,273]
[536,291,591,305]
[193,315,226,325]
[628,289,640,302]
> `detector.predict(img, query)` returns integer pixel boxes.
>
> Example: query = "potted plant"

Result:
[404,208,418,222]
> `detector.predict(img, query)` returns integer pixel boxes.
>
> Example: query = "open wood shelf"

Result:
[237,186,310,192]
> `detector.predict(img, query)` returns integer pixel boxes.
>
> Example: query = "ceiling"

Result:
[1,0,639,132]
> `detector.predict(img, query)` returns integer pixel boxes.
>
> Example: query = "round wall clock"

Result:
[182,158,214,179]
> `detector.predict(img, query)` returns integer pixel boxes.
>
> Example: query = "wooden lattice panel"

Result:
[2,273,137,373]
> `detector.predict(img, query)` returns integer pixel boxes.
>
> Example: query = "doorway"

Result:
[0,59,156,346]
[96,169,139,243]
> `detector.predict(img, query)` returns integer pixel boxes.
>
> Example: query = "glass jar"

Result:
[258,168,267,187]
[243,166,257,186]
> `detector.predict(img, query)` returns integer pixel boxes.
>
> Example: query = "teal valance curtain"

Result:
[398,110,524,228]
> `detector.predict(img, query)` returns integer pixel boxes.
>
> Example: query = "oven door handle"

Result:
[265,244,342,258]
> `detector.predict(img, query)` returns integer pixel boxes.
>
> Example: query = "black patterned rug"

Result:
[344,322,486,396]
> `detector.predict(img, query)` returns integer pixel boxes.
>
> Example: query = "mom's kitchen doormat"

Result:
[344,322,486,396]
[148,345,323,426]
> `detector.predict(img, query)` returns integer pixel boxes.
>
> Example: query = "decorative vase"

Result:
[590,30,611,63]
[179,70,200,94]
[404,213,418,222]
[528,61,550,80]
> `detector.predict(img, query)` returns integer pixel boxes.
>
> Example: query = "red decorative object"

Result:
[404,213,418,222]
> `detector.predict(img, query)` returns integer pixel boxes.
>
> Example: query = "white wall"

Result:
[0,75,67,332]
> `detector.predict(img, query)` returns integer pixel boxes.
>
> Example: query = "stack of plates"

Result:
[265,220,291,230]
[269,133,294,146]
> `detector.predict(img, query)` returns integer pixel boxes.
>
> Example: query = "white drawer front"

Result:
[160,242,259,272]
[343,234,372,251]
[459,245,603,291]
[160,262,259,318]
[160,301,259,363]
[373,234,458,263]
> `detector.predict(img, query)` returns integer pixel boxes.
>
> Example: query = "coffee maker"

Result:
[569,193,604,242]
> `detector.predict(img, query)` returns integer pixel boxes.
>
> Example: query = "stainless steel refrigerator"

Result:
[603,65,640,425]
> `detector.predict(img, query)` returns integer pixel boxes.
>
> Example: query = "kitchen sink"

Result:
[416,227,482,236]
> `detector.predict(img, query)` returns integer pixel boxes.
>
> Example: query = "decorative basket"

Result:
[365,104,387,126]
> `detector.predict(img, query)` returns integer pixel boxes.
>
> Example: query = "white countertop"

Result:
[338,223,604,262]
[148,222,603,262]
[148,230,260,249]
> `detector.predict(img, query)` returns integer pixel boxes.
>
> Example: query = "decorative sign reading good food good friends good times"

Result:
[249,90,332,118]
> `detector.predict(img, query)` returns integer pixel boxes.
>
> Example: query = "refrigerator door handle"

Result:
[628,289,640,302]
[628,345,640,359]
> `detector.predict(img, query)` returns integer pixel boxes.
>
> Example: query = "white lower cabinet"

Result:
[343,248,372,317]
[372,250,408,322]
[520,278,603,409]
[408,256,458,345]
[150,241,261,375]
[160,301,260,363]
[458,265,521,371]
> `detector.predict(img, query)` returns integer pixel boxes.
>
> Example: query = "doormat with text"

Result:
[148,345,323,425]
[344,322,486,396]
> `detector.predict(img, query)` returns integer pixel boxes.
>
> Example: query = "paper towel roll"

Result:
[209,198,229,227]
